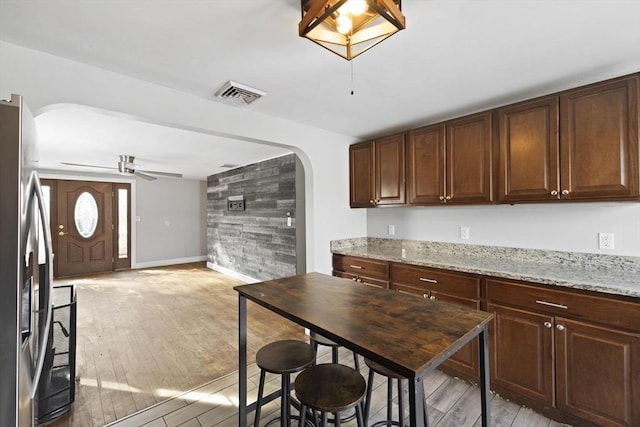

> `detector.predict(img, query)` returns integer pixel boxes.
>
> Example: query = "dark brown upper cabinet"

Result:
[446,112,493,204]
[349,141,375,207]
[498,75,639,203]
[406,124,446,204]
[352,72,639,208]
[498,97,560,202]
[559,75,639,200]
[407,112,493,205]
[349,133,405,208]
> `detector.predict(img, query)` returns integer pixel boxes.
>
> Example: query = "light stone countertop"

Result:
[330,238,640,299]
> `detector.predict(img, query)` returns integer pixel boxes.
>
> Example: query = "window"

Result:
[74,191,99,238]
[117,188,128,259]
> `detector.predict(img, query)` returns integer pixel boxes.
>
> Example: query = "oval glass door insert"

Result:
[74,191,99,238]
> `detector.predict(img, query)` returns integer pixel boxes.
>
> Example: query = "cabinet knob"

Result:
[556,324,565,331]
[439,196,445,201]
[561,190,569,196]
[550,190,558,196]
[423,294,429,299]
[544,321,552,329]
[369,200,374,204]
[430,295,437,300]
[445,195,452,200]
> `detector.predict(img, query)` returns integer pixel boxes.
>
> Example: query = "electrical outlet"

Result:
[460,227,470,240]
[388,224,395,236]
[598,232,614,250]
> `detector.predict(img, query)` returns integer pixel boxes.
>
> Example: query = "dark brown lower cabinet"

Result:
[488,303,554,405]
[488,279,640,427]
[390,264,481,379]
[555,317,640,427]
[331,254,640,426]
[332,254,390,289]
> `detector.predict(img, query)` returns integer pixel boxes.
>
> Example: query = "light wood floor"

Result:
[105,347,570,427]
[48,263,569,427]
[48,263,306,426]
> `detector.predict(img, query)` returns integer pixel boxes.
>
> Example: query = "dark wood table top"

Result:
[235,272,494,379]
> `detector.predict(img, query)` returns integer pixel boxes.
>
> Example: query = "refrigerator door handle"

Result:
[24,172,54,398]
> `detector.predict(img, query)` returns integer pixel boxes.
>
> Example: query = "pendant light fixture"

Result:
[299,0,405,60]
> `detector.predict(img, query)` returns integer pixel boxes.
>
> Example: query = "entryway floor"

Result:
[48,262,306,426]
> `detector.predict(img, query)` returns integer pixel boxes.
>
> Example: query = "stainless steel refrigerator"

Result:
[1,94,54,427]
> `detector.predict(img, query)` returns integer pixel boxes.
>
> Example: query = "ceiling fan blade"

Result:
[134,171,157,181]
[61,161,117,170]
[138,169,183,178]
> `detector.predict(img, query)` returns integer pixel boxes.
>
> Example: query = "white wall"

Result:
[0,41,367,274]
[135,178,207,267]
[368,202,640,256]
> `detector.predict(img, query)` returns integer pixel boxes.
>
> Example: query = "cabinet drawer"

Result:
[486,278,640,331]
[332,254,389,279]
[391,264,480,300]
[333,271,389,289]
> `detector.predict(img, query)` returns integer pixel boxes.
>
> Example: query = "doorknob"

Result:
[58,224,65,229]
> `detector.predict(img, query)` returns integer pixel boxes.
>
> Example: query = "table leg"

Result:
[408,377,428,427]
[479,325,491,427]
[239,295,247,427]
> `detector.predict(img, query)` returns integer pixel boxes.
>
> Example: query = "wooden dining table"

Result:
[235,272,495,427]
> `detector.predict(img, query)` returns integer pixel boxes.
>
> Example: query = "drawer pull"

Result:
[536,300,568,310]
[419,277,438,284]
[349,265,363,269]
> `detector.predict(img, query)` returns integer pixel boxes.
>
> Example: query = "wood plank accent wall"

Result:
[206,154,299,281]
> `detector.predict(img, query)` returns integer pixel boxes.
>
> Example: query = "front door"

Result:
[55,180,114,277]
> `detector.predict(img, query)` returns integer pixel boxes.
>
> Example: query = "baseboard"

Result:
[206,262,260,284]
[134,256,207,269]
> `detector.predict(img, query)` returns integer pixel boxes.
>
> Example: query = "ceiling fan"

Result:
[61,155,183,181]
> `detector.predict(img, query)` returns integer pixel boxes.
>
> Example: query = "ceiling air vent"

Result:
[214,80,266,106]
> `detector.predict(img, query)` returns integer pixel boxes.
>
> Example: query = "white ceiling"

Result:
[2,0,640,180]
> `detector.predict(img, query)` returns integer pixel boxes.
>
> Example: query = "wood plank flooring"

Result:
[105,347,570,427]
[48,263,305,426]
[48,263,569,427]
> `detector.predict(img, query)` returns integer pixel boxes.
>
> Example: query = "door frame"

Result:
[40,175,136,277]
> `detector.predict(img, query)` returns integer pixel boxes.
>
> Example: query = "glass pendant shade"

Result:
[300,0,405,60]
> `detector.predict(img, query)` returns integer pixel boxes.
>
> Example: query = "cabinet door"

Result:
[488,303,554,405]
[446,112,493,203]
[498,97,560,202]
[349,141,375,207]
[406,124,446,204]
[432,292,480,378]
[559,76,639,200]
[555,317,640,427]
[375,133,405,205]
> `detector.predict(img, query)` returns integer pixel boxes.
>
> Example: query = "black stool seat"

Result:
[295,364,366,413]
[365,358,405,379]
[256,339,316,373]
[254,340,316,427]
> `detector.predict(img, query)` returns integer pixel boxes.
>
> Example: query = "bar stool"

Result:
[295,363,367,427]
[310,331,360,370]
[253,340,316,427]
[364,358,428,427]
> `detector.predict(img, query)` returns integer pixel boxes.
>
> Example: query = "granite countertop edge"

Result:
[331,241,640,299]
